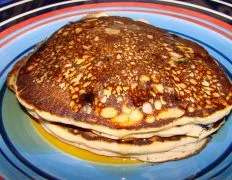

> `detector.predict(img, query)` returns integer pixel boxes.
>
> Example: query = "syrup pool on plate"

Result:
[32,119,141,164]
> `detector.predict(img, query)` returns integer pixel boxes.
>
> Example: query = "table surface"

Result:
[0,0,231,180]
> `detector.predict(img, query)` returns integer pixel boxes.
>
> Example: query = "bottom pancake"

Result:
[39,119,220,162]
[47,132,209,163]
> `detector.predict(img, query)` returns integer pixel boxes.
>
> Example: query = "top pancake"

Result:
[12,16,232,136]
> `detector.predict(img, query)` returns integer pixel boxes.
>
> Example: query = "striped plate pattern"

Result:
[0,1,231,179]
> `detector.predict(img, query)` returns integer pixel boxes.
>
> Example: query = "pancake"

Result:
[7,41,45,93]
[7,15,232,162]
[43,123,209,163]
[65,139,209,163]
[7,61,226,140]
[8,17,232,138]
[8,16,232,139]
[40,118,221,155]
[7,57,27,92]
[92,119,225,139]
[40,119,210,162]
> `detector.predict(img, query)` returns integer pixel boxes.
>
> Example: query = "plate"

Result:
[0,2,232,179]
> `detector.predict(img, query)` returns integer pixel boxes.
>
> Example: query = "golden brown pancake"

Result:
[8,16,232,139]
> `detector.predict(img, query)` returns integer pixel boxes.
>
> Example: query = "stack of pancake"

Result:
[7,16,232,162]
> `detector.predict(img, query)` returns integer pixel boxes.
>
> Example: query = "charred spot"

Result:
[100,55,112,62]
[163,94,180,106]
[129,86,152,107]
[163,38,177,44]
[174,59,188,64]
[79,91,95,105]
[146,81,151,87]
[105,56,110,62]
[104,35,121,42]
[137,46,146,53]
[98,76,108,83]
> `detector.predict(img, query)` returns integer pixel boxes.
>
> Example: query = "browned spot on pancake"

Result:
[79,91,95,105]
[129,86,152,107]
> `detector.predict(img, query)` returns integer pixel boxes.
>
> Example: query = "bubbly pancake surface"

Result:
[10,16,232,137]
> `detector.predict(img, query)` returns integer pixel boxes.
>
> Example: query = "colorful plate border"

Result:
[0,2,231,179]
